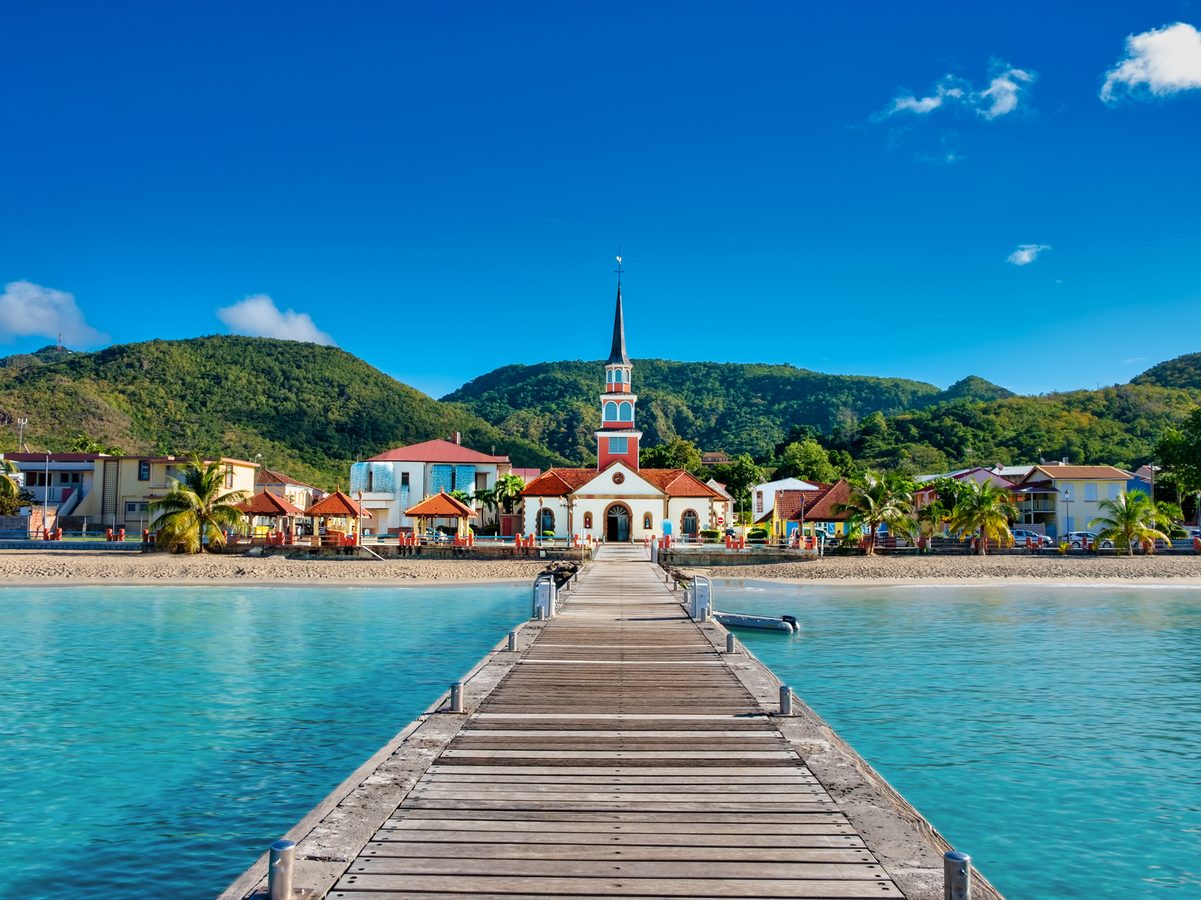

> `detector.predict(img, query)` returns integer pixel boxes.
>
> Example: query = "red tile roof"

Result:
[522,468,597,496]
[522,467,723,499]
[404,490,475,518]
[256,466,315,489]
[1016,465,1131,484]
[305,490,366,517]
[367,439,509,464]
[237,491,306,517]
[786,480,852,521]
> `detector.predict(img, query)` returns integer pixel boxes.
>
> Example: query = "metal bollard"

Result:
[450,682,464,713]
[944,850,971,900]
[507,630,517,652]
[726,633,736,654]
[779,685,793,716]
[268,838,295,900]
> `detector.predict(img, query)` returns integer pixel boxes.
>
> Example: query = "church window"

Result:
[615,369,623,384]
[618,401,633,421]
[609,437,628,454]
[643,512,653,530]
[538,508,555,533]
[604,401,618,421]
[583,511,593,529]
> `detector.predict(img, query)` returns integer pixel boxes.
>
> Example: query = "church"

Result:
[521,278,728,542]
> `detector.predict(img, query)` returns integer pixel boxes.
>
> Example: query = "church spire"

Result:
[606,285,630,365]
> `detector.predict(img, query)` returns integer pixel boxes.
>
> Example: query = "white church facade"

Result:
[521,279,727,542]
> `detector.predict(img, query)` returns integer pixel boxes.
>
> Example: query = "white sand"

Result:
[0,550,553,586]
[682,553,1201,586]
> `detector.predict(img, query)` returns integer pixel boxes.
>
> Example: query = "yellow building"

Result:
[72,456,259,531]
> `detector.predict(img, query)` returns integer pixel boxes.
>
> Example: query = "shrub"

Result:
[699,528,720,543]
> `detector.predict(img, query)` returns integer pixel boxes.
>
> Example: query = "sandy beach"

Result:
[0,550,554,586]
[2,548,1200,587]
[682,553,1201,585]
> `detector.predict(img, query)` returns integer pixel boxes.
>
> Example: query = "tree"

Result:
[472,486,497,516]
[711,454,764,523]
[774,439,838,483]
[148,455,249,553]
[0,457,33,516]
[1089,491,1172,556]
[640,438,704,474]
[493,473,527,514]
[70,433,123,455]
[894,500,949,552]
[946,480,1019,555]
[833,471,914,555]
[1158,409,1201,521]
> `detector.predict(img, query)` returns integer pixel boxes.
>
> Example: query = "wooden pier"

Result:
[225,544,998,900]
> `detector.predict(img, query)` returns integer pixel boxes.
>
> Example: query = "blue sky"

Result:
[2,1,1199,398]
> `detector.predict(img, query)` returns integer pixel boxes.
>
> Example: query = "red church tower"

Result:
[595,278,642,471]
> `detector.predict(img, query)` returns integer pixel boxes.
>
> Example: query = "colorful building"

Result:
[1010,465,1133,538]
[787,480,854,541]
[349,437,512,535]
[521,280,726,542]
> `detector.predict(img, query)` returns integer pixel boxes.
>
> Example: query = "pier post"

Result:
[944,850,971,899]
[268,839,295,900]
[779,685,793,716]
[450,682,464,713]
[507,631,517,652]
[726,633,737,654]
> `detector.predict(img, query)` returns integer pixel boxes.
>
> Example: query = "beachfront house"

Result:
[256,466,323,511]
[1009,465,1132,539]
[913,467,1017,511]
[752,476,819,536]
[348,436,512,536]
[788,480,853,542]
[2,452,258,533]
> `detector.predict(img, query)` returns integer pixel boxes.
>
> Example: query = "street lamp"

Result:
[1062,488,1072,540]
[43,452,50,538]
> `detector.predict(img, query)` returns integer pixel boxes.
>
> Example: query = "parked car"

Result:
[1064,531,1114,550]
[1011,529,1050,548]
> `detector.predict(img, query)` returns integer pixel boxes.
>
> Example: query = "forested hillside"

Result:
[443,359,952,461]
[0,337,566,488]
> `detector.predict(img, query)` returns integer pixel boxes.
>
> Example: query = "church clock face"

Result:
[612,471,625,485]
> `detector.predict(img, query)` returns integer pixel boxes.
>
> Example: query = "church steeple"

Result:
[596,259,641,471]
[606,286,630,366]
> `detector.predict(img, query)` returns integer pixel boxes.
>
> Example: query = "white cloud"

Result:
[1007,244,1051,266]
[1101,22,1201,102]
[216,294,335,345]
[0,280,107,346]
[978,67,1036,119]
[881,61,1035,120]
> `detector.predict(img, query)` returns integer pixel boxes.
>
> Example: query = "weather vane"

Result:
[614,249,624,287]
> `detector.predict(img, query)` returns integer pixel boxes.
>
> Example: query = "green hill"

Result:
[443,359,942,462]
[1133,353,1201,391]
[0,336,566,488]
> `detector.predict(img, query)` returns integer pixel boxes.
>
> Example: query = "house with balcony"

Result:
[348,437,512,535]
[1009,465,1132,539]
[2,453,259,531]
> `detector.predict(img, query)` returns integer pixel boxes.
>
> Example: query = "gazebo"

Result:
[305,489,367,547]
[236,490,306,543]
[405,490,475,540]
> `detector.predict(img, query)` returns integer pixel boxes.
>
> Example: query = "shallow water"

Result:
[717,580,1201,898]
[0,584,528,899]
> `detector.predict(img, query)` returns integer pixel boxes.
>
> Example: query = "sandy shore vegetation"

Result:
[0,550,553,585]
[683,553,1201,584]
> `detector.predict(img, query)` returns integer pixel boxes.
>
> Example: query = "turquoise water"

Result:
[0,584,528,899]
[717,580,1201,899]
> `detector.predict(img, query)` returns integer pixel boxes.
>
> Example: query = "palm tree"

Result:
[0,457,23,513]
[149,455,249,553]
[946,480,1019,555]
[894,500,948,552]
[833,471,913,555]
[493,473,527,514]
[1089,491,1172,556]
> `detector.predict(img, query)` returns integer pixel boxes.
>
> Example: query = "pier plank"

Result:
[325,545,906,900]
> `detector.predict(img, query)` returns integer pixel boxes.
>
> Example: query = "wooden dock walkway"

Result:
[325,544,903,899]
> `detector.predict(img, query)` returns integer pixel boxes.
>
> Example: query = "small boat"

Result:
[714,612,799,633]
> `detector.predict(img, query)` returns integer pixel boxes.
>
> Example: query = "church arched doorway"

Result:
[605,503,631,542]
